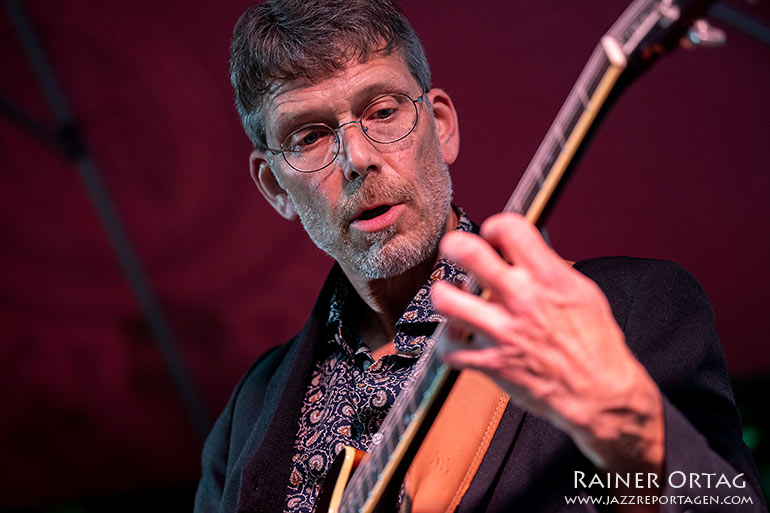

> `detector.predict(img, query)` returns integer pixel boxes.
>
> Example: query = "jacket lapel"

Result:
[235,265,344,512]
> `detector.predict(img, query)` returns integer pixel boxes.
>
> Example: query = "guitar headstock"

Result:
[605,0,721,75]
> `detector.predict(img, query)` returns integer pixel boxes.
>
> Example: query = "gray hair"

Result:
[229,0,432,151]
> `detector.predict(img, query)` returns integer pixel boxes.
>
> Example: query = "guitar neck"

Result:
[510,39,625,225]
[514,0,714,224]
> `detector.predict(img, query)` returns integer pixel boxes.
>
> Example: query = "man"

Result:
[195,1,765,511]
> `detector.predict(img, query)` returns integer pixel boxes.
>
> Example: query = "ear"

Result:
[426,88,460,165]
[250,150,297,220]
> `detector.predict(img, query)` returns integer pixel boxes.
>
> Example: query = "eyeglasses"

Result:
[267,93,423,173]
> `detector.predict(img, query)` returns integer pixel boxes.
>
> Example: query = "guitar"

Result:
[318,1,720,511]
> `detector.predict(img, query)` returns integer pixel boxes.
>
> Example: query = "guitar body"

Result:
[316,447,366,513]
[318,370,510,513]
[317,447,405,513]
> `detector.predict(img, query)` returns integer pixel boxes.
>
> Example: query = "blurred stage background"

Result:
[1,0,768,510]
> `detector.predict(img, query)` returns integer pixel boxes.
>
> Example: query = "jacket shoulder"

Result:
[574,256,712,331]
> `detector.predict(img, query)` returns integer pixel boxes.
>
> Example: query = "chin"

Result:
[349,230,441,280]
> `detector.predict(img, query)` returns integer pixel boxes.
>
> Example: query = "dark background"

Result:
[1,1,768,510]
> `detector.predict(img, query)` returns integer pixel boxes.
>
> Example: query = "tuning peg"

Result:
[683,19,727,47]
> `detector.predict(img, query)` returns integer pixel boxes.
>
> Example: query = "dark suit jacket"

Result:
[194,257,766,512]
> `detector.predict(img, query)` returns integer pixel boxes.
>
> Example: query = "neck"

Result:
[341,208,458,354]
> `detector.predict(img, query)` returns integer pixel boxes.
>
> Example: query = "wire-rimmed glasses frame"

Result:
[266,92,424,173]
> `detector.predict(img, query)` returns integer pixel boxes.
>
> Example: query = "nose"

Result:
[336,120,382,182]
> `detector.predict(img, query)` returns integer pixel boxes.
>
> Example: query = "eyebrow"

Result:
[352,81,414,105]
[271,111,323,143]
[271,79,418,140]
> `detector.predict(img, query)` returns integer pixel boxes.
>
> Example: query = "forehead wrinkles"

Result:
[265,55,420,127]
[262,80,307,135]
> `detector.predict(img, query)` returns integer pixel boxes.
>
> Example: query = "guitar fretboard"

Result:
[506,44,611,218]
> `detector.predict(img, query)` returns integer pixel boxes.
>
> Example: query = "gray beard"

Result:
[343,197,448,279]
[292,170,453,279]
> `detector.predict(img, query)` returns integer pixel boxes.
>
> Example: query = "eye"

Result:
[284,125,334,152]
[301,131,320,145]
[373,107,396,120]
[364,96,402,123]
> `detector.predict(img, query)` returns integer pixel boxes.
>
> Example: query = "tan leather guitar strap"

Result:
[403,369,509,513]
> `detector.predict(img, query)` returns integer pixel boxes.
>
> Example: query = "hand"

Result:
[431,213,664,474]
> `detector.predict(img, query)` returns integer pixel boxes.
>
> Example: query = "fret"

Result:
[518,178,541,216]
[577,84,591,108]
[529,139,558,189]
[386,424,400,454]
[505,185,527,216]
[610,0,657,49]
[562,100,583,143]
[582,49,610,98]
[544,138,561,170]
[534,165,547,189]
[553,121,567,147]
[552,94,579,135]
[407,386,419,420]
[361,463,374,496]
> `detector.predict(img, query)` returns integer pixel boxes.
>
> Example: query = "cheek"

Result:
[391,131,440,186]
[285,173,338,217]
[414,131,446,180]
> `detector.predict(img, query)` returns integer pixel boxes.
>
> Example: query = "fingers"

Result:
[440,213,570,295]
[439,344,507,370]
[480,213,569,284]
[432,281,535,354]
[432,280,506,340]
[437,331,545,414]
[439,230,511,289]
[439,231,536,308]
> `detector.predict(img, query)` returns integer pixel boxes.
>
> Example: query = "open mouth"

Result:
[357,204,392,221]
[351,203,404,233]
[351,203,406,233]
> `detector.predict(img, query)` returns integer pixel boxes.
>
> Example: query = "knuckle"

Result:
[442,232,480,260]
[454,241,486,268]
[481,212,527,238]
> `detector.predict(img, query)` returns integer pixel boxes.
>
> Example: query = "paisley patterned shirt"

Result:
[283,209,474,513]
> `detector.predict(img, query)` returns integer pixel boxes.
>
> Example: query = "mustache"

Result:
[337,177,415,221]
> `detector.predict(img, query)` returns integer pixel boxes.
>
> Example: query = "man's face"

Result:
[254,52,459,280]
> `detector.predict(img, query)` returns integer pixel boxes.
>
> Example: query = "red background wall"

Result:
[1,1,768,508]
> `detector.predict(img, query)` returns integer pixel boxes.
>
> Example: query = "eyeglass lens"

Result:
[282,93,418,172]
